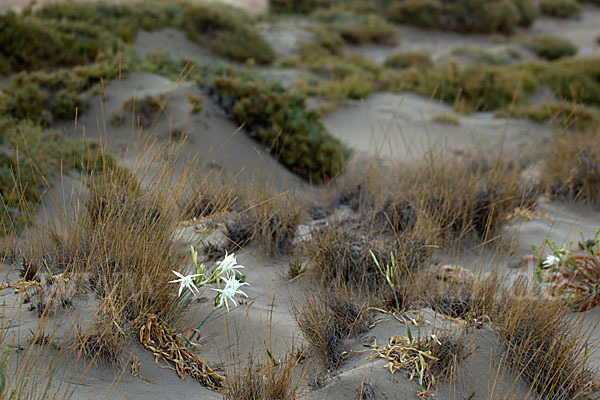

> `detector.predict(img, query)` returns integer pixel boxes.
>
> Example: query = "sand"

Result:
[2,2,600,399]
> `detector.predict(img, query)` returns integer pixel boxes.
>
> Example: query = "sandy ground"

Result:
[0,0,268,15]
[2,3,600,399]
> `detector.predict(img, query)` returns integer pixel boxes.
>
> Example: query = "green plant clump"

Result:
[384,51,433,69]
[0,12,122,74]
[539,0,582,18]
[389,0,539,33]
[0,59,129,124]
[393,62,539,112]
[269,0,338,14]
[183,4,275,65]
[526,35,578,60]
[208,70,350,183]
[0,118,124,232]
[35,0,188,42]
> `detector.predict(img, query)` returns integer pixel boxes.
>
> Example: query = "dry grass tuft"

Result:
[542,132,600,205]
[225,350,303,400]
[292,287,370,369]
[491,281,599,399]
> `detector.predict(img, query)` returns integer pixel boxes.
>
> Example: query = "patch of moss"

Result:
[539,0,582,17]
[525,35,578,60]
[183,4,275,65]
[207,67,350,183]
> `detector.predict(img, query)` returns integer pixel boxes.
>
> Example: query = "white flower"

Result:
[543,255,561,268]
[216,252,244,278]
[212,275,249,311]
[169,270,201,297]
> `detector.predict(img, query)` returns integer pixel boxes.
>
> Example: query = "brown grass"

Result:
[292,286,370,369]
[541,132,600,206]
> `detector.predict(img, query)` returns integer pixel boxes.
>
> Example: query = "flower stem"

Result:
[171,292,194,329]
[186,308,217,346]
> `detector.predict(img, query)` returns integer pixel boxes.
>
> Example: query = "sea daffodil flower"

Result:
[543,255,561,268]
[212,275,249,311]
[216,251,244,278]
[170,270,201,297]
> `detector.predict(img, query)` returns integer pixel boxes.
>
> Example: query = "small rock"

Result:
[435,264,474,285]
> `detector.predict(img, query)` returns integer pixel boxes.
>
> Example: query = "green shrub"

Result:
[269,0,337,14]
[35,0,187,42]
[183,4,275,64]
[389,0,531,33]
[393,62,539,112]
[526,35,578,60]
[501,102,600,130]
[0,59,128,123]
[535,57,600,106]
[308,27,345,53]
[208,69,350,183]
[451,47,514,66]
[539,0,582,17]
[384,51,432,69]
[333,14,400,45]
[513,0,539,26]
[0,12,121,74]
[389,0,441,27]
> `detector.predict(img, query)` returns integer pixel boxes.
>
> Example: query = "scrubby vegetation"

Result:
[389,0,539,33]
[525,35,578,60]
[0,119,125,232]
[206,67,350,183]
[384,51,432,69]
[541,132,600,205]
[540,0,582,18]
[183,4,275,64]
[2,0,600,398]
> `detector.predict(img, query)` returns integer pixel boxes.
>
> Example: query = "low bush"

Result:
[533,57,600,107]
[540,0,582,17]
[0,59,127,123]
[207,68,350,183]
[501,102,600,130]
[332,14,400,45]
[389,0,537,33]
[0,12,121,74]
[36,0,188,42]
[384,51,432,69]
[183,4,275,65]
[526,35,578,60]
[393,62,539,112]
[269,0,338,14]
[389,0,442,27]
